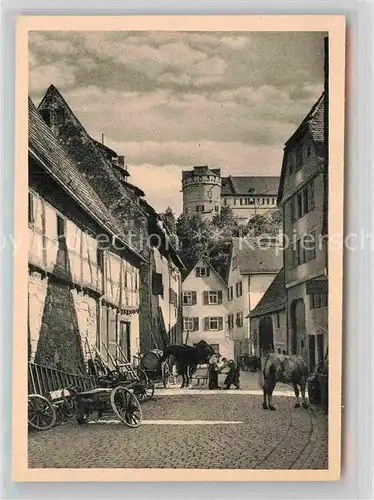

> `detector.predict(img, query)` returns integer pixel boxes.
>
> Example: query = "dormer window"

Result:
[54,107,66,126]
[248,188,255,193]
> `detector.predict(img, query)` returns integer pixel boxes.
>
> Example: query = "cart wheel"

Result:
[28,394,57,431]
[53,404,64,426]
[110,386,142,428]
[138,382,155,402]
[162,362,170,388]
[136,367,149,385]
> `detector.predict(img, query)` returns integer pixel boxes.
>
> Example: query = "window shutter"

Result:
[218,317,223,330]
[192,291,197,305]
[203,291,209,305]
[204,317,209,331]
[152,272,163,296]
[193,317,199,331]
[196,267,201,277]
[218,290,223,304]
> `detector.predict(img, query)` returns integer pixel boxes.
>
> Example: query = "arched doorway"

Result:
[290,299,306,358]
[259,315,274,356]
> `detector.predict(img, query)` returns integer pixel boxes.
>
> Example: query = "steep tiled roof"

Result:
[250,268,286,317]
[278,93,325,204]
[28,98,145,261]
[233,239,283,274]
[286,92,325,161]
[37,85,147,250]
[221,176,279,196]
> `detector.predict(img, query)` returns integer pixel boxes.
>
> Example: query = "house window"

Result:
[215,206,219,212]
[196,267,210,277]
[227,314,234,330]
[57,214,66,238]
[203,290,223,305]
[310,293,328,309]
[97,249,104,273]
[205,317,223,331]
[236,281,243,297]
[28,192,35,226]
[276,313,280,328]
[304,232,316,262]
[196,205,205,213]
[308,180,315,211]
[228,286,234,301]
[290,198,296,223]
[183,291,197,305]
[236,311,244,327]
[184,317,199,332]
[296,192,303,219]
[296,239,304,265]
[291,180,315,223]
[185,207,189,214]
[152,271,164,296]
[305,144,311,158]
[169,289,178,306]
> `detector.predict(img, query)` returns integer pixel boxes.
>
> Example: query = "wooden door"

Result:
[119,321,131,362]
[259,315,274,355]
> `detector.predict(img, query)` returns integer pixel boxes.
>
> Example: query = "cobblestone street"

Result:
[28,373,328,470]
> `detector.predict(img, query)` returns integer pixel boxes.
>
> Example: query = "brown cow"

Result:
[260,352,309,411]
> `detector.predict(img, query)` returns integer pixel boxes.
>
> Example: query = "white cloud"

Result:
[128,164,183,215]
[29,63,76,94]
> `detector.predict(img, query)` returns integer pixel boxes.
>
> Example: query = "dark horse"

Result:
[161,340,215,388]
[260,352,309,411]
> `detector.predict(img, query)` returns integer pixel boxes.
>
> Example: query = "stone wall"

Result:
[28,269,96,374]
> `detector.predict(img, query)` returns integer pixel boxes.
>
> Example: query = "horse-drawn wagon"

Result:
[138,349,171,388]
[28,341,153,431]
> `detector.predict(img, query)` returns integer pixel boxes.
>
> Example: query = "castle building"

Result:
[182,166,279,223]
[182,166,222,220]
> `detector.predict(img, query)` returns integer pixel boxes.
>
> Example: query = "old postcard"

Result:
[13,15,345,482]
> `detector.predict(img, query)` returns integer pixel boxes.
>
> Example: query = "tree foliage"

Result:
[175,207,282,279]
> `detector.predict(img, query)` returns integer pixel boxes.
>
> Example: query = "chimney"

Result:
[118,156,125,169]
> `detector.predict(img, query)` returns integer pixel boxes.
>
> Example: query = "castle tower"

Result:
[182,166,222,220]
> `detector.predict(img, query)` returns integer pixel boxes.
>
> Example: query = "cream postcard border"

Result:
[13,14,345,482]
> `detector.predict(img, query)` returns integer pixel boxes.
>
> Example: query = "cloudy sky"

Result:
[29,30,326,214]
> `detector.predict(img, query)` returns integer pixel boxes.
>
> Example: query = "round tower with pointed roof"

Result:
[182,166,222,219]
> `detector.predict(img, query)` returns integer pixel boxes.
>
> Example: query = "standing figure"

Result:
[208,352,221,389]
[223,360,240,389]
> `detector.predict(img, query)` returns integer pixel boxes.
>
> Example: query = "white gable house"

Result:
[182,258,233,359]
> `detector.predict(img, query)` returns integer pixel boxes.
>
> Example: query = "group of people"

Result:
[208,352,240,390]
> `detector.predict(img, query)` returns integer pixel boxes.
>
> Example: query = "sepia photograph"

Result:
[13,15,345,481]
